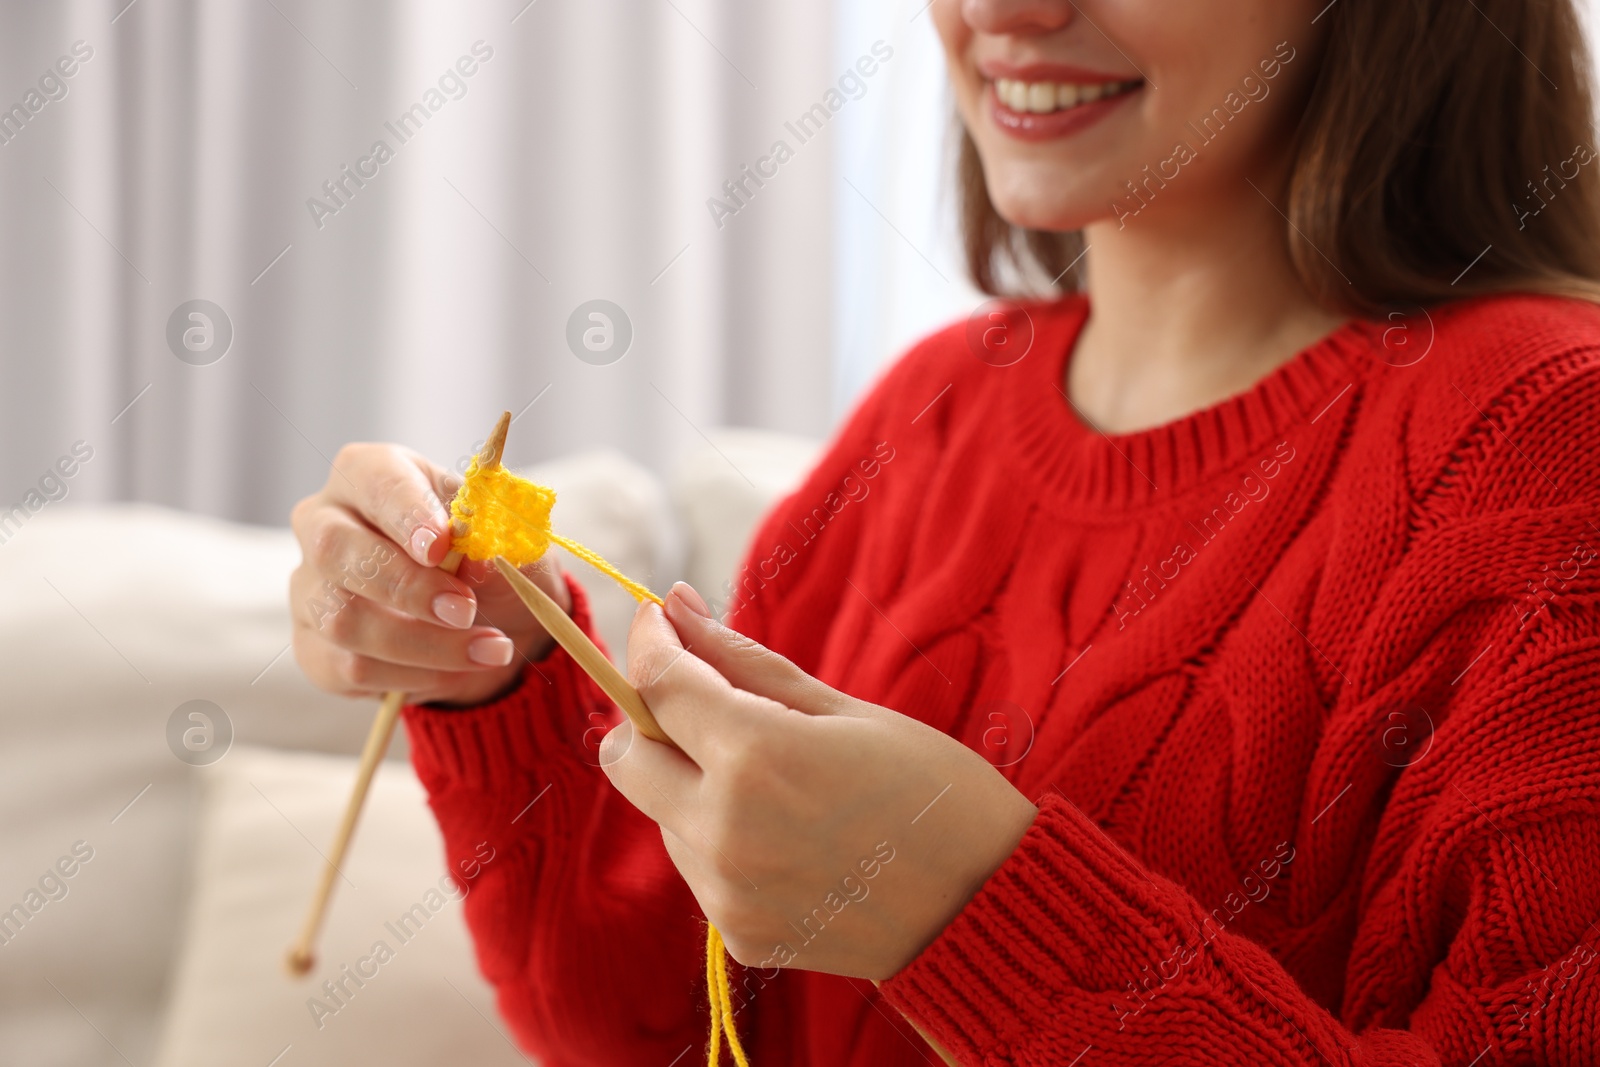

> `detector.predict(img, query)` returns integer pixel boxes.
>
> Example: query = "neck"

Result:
[1068,173,1347,434]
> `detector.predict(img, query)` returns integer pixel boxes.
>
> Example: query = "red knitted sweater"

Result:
[405,293,1600,1066]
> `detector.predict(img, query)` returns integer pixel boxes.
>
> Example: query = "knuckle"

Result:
[630,647,684,702]
[726,631,770,663]
[301,575,349,630]
[382,558,424,609]
[320,596,361,644]
[289,494,316,535]
[340,650,375,688]
[332,441,368,471]
[305,515,344,568]
[711,725,765,783]
[352,540,397,591]
[742,641,809,691]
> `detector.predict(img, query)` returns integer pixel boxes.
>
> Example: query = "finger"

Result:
[321,443,456,566]
[626,601,790,760]
[291,507,481,629]
[458,552,572,617]
[455,557,572,654]
[662,583,850,715]
[292,628,477,700]
[598,719,702,838]
[294,593,517,671]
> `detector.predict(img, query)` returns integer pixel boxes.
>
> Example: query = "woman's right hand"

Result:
[289,442,573,707]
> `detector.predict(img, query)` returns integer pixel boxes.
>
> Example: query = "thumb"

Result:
[662,582,850,715]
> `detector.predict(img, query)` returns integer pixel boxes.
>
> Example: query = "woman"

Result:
[290,0,1600,1062]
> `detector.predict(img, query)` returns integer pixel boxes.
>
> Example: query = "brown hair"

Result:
[961,0,1600,315]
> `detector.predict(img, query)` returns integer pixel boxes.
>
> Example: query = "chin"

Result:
[981,164,1103,234]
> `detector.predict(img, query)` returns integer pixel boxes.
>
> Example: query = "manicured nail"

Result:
[432,592,476,629]
[671,582,712,618]
[410,526,438,561]
[467,634,515,666]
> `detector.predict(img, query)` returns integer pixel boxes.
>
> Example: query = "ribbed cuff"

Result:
[403,574,618,794]
[879,792,1196,1059]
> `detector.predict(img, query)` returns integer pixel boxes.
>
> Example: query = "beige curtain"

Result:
[0,0,836,525]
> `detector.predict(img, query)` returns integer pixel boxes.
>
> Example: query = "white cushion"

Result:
[151,746,529,1067]
[668,429,821,616]
[0,449,668,1065]
[0,504,370,1067]
[519,449,679,664]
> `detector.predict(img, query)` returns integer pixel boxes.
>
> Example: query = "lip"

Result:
[978,60,1136,85]
[986,80,1143,143]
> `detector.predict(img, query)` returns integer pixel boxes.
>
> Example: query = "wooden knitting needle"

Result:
[285,411,512,978]
[494,559,958,1067]
[492,556,676,748]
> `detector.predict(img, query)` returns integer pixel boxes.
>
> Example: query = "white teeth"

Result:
[994,77,1138,114]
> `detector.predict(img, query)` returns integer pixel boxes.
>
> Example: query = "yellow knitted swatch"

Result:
[449,457,750,1066]
[450,460,659,604]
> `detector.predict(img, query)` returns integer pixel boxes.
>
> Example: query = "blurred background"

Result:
[0,2,991,1065]
[11,3,1600,1066]
[0,0,984,524]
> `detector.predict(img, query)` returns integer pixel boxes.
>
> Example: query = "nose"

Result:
[960,0,1074,35]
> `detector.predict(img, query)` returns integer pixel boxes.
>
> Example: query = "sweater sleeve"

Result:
[879,596,1600,1066]
[402,576,707,1065]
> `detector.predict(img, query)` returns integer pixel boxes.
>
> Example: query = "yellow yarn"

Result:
[449,459,662,605]
[448,457,749,1066]
[707,925,750,1067]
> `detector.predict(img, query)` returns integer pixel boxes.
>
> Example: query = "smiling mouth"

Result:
[991,77,1144,115]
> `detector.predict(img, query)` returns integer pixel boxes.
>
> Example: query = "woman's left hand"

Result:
[600,583,1038,981]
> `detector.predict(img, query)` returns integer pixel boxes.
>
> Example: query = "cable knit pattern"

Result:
[405,292,1600,1065]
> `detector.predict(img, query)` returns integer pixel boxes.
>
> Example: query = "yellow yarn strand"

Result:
[708,925,750,1066]
[448,458,748,1064]
[707,924,724,1065]
[549,531,662,606]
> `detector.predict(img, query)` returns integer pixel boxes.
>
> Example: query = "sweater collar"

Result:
[1000,294,1372,511]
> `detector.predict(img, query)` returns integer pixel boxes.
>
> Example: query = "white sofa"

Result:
[0,431,819,1067]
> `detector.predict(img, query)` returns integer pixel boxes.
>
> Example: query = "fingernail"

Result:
[468,634,515,666]
[432,592,476,629]
[410,526,438,561]
[671,582,712,618]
